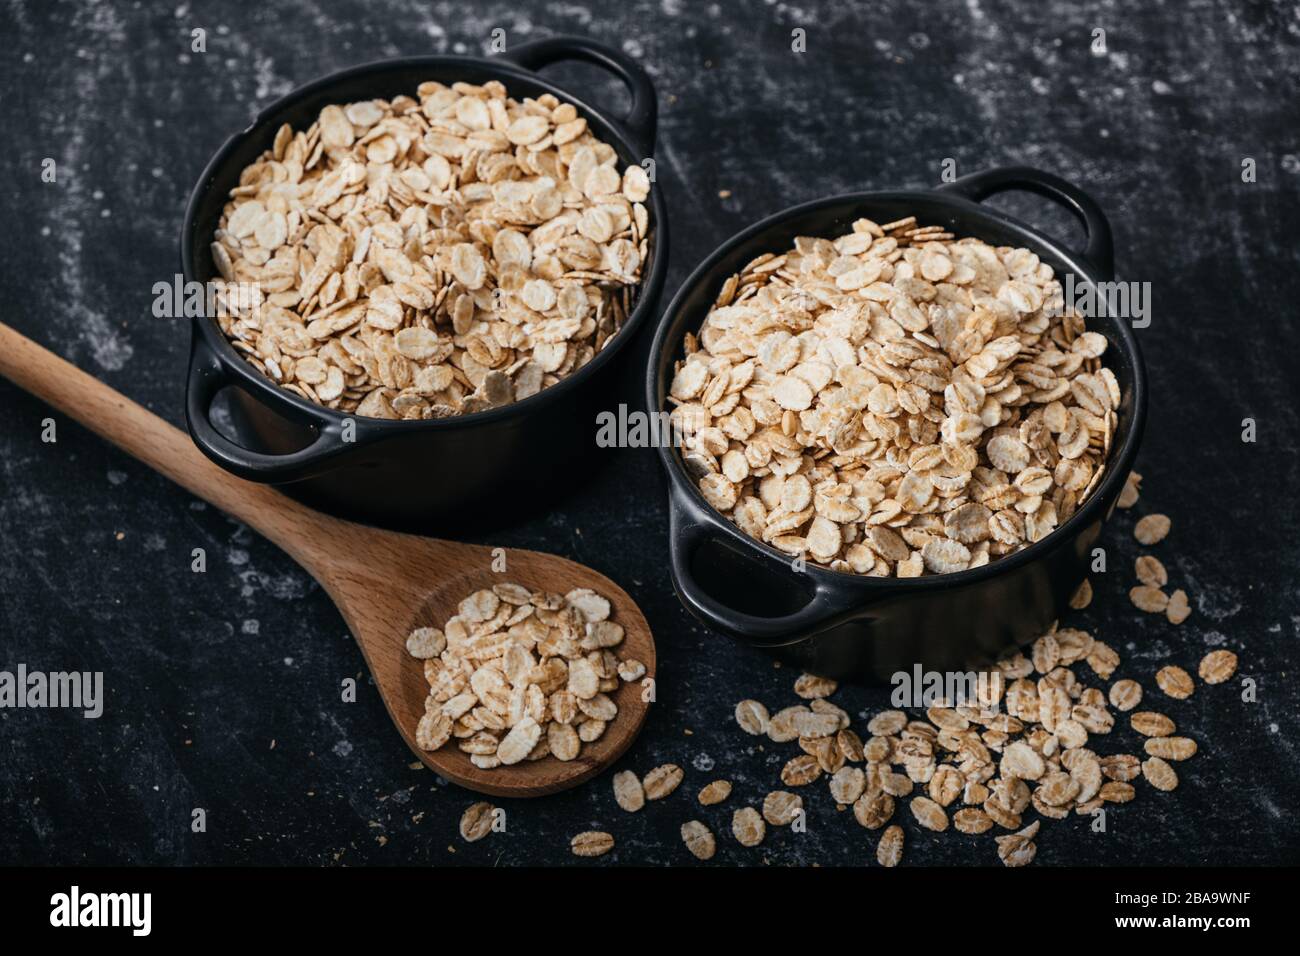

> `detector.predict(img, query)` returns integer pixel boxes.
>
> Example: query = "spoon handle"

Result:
[0,322,338,561]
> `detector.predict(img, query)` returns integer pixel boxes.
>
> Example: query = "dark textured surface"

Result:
[1,0,1298,866]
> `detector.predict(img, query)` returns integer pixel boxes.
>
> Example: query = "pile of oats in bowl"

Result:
[406,582,646,768]
[667,216,1120,576]
[209,80,651,419]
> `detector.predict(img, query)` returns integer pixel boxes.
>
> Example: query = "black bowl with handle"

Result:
[182,36,667,531]
[647,167,1146,682]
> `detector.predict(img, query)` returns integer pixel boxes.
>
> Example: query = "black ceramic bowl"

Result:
[648,167,1146,682]
[182,36,668,531]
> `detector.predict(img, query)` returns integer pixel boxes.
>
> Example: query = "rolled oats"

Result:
[762,790,803,826]
[1166,589,1192,624]
[1144,736,1198,761]
[781,754,822,786]
[1141,756,1179,792]
[794,673,838,699]
[829,766,867,804]
[1131,711,1176,737]
[1198,649,1237,684]
[996,820,1039,867]
[734,699,771,736]
[876,824,905,867]
[953,807,994,834]
[1100,753,1142,782]
[853,790,895,829]
[712,485,1230,866]
[570,830,615,857]
[613,769,645,812]
[212,82,650,419]
[668,221,1119,577]
[680,820,717,861]
[1134,514,1171,545]
[643,764,684,800]
[1135,555,1167,588]
[1099,780,1135,802]
[909,795,949,832]
[1129,585,1169,613]
[407,582,639,770]
[459,801,495,842]
[698,780,733,806]
[1108,679,1143,712]
[1155,665,1195,700]
[1117,470,1142,508]
[405,626,446,658]
[732,807,767,847]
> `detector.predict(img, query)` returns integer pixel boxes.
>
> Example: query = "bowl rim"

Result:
[648,182,1148,593]
[181,49,669,435]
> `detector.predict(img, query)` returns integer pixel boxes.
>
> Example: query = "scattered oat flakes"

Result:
[762,790,803,826]
[1141,756,1179,791]
[1165,589,1192,624]
[613,769,645,812]
[1117,470,1142,508]
[953,807,994,834]
[734,699,771,735]
[781,754,822,786]
[1108,679,1143,712]
[876,825,905,867]
[1069,578,1093,609]
[1086,640,1120,679]
[1135,555,1167,588]
[1134,514,1171,545]
[732,807,766,847]
[1100,780,1135,802]
[910,796,949,832]
[1144,736,1198,761]
[1131,711,1176,737]
[643,764,684,800]
[829,766,866,805]
[1130,585,1170,613]
[1198,649,1237,684]
[853,790,895,829]
[698,780,733,806]
[570,830,615,857]
[1155,665,1195,700]
[996,820,1039,867]
[680,820,717,860]
[459,801,495,842]
[794,673,838,699]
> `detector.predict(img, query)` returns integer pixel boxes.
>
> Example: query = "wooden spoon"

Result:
[0,323,655,798]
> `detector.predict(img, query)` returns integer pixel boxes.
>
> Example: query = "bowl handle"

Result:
[500,36,658,156]
[185,333,360,483]
[668,492,870,648]
[939,166,1115,280]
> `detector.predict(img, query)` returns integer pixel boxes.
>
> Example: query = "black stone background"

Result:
[0,0,1297,866]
